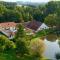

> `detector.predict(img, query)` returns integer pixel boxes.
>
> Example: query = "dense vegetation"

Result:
[0,1,60,30]
[0,1,60,60]
[0,1,59,23]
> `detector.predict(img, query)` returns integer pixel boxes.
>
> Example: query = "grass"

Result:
[0,52,39,60]
[0,50,21,60]
[33,29,51,39]
[33,29,59,42]
[0,52,49,60]
[0,52,17,60]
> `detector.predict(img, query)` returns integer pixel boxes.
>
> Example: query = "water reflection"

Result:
[43,39,60,60]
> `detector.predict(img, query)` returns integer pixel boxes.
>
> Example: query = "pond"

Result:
[43,39,60,60]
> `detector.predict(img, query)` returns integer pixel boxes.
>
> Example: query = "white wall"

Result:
[40,23,49,29]
[36,23,49,32]
[10,27,16,32]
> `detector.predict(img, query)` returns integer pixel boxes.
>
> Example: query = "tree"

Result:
[55,9,60,31]
[29,38,45,58]
[3,2,17,9]
[44,14,57,27]
[0,4,7,15]
[33,9,44,22]
[46,1,57,14]
[0,35,16,52]
[0,4,7,22]
[4,10,20,22]
[15,24,28,56]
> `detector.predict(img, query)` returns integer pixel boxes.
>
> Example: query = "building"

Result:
[0,22,17,39]
[24,20,49,32]
[0,30,16,39]
[0,22,16,31]
[36,23,49,32]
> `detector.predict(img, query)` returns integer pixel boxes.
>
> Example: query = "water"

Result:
[43,39,60,60]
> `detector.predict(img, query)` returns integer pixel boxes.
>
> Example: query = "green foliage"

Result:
[15,24,26,38]
[0,35,16,52]
[0,1,60,60]
[29,38,45,58]
[44,14,57,27]
[15,24,29,56]
[46,1,57,14]
[0,1,60,23]
[0,53,17,60]
[33,8,44,22]
[3,10,20,22]
[0,1,45,22]
[35,29,49,38]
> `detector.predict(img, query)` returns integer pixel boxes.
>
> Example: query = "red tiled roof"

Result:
[0,22,16,27]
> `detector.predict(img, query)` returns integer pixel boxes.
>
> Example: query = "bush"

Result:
[0,35,16,52]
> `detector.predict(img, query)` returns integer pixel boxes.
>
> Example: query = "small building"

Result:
[24,20,49,32]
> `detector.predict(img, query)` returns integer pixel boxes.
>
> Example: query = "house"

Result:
[24,20,49,32]
[36,23,49,32]
[0,22,17,31]
[0,22,17,39]
[0,30,16,39]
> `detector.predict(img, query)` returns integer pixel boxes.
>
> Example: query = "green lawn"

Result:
[0,52,49,60]
[0,53,17,60]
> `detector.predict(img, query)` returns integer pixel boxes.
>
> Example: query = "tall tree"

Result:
[15,24,28,56]
[46,1,57,14]
[44,14,57,27]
